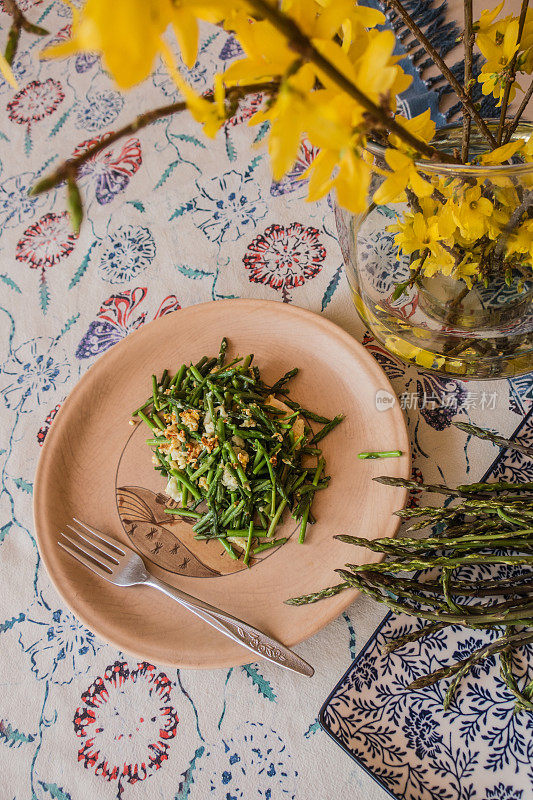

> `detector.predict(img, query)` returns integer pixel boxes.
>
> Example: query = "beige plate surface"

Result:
[34,300,410,669]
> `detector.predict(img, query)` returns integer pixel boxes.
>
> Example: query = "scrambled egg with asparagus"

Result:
[133,338,344,564]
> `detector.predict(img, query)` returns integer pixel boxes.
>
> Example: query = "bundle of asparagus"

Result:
[287,423,533,711]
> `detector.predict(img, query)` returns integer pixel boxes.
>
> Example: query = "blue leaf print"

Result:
[244,155,263,180]
[13,477,33,494]
[343,611,357,659]
[127,200,146,212]
[225,129,237,162]
[24,128,32,156]
[174,745,205,800]
[0,613,24,633]
[321,264,343,311]
[69,246,93,289]
[172,133,206,148]
[241,664,277,701]
[49,105,74,137]
[0,722,35,748]
[38,782,72,800]
[56,313,80,340]
[169,200,195,221]
[304,719,321,738]
[34,154,59,180]
[377,205,398,219]
[0,273,21,293]
[176,264,213,280]
[253,121,270,143]
[155,159,182,190]
[39,276,50,313]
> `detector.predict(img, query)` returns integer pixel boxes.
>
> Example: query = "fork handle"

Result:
[144,575,314,677]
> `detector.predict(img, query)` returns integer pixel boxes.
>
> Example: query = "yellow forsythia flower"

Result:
[451,185,494,241]
[41,0,229,87]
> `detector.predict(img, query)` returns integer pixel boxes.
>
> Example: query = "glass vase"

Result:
[336,123,533,379]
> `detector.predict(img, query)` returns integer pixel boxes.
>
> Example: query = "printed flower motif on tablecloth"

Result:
[0,51,33,93]
[75,52,99,73]
[357,231,410,295]
[7,79,65,144]
[362,331,406,381]
[74,661,178,792]
[0,172,45,228]
[484,785,523,800]
[73,133,142,205]
[37,402,62,446]
[98,225,156,284]
[243,222,326,302]
[193,721,297,799]
[46,23,72,49]
[219,34,244,60]
[18,603,100,684]
[75,89,124,132]
[270,138,319,197]
[349,653,379,692]
[75,287,180,359]
[452,637,497,679]
[402,708,443,761]
[226,92,264,128]
[16,211,78,312]
[415,374,468,430]
[192,169,268,243]
[1,337,69,413]
[153,33,220,97]
[0,0,41,11]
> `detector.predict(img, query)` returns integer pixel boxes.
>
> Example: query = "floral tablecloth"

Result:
[0,3,532,799]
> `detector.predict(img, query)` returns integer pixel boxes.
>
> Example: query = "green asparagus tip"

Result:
[358,450,403,460]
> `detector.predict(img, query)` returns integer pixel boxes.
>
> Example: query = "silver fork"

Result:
[58,519,314,677]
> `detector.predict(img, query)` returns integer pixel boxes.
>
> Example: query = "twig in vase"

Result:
[496,0,530,146]
[505,76,533,142]
[383,0,497,148]
[461,0,473,163]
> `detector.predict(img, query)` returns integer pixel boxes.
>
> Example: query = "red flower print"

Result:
[37,402,62,446]
[7,79,64,130]
[243,222,326,302]
[16,211,77,270]
[226,92,264,128]
[74,661,178,794]
[73,133,142,204]
[16,212,78,313]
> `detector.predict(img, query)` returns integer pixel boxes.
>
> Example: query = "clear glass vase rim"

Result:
[366,120,533,177]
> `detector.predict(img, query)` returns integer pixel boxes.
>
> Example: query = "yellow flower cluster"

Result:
[31,0,533,287]
[222,2,411,213]
[42,0,413,215]
[476,0,533,104]
[388,135,533,287]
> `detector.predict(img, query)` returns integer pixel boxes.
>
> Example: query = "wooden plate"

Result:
[34,300,410,669]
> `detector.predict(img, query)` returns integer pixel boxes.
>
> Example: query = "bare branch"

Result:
[30,82,278,196]
[505,76,533,142]
[497,0,529,145]
[384,0,497,149]
[2,0,48,66]
[461,0,473,163]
